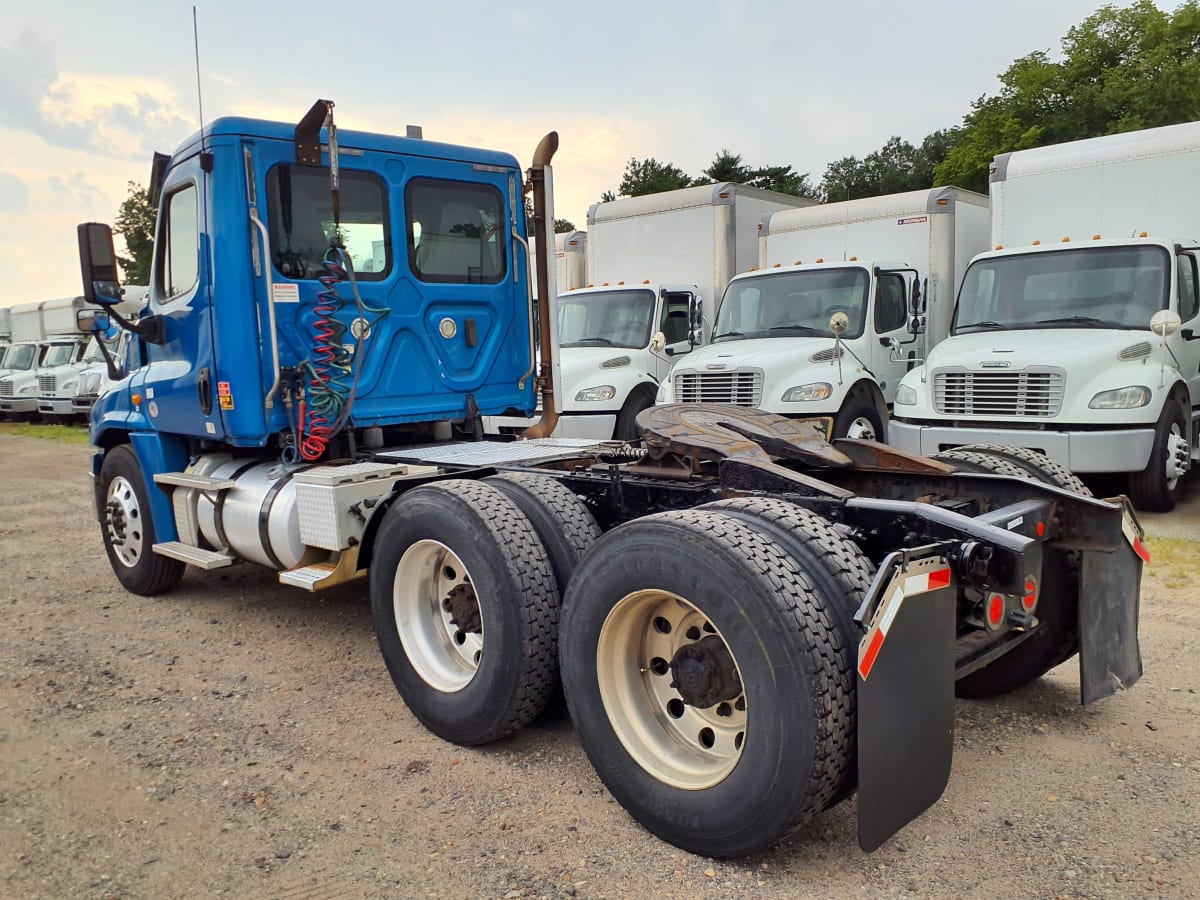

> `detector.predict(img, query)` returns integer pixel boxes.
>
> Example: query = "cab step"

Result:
[154,472,236,491]
[278,547,363,591]
[153,541,236,569]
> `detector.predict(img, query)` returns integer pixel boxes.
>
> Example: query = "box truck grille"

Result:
[933,369,1065,417]
[39,375,56,394]
[674,370,763,407]
[0,381,12,398]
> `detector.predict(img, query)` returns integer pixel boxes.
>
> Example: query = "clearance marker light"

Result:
[937,198,949,205]
[816,257,824,263]
[1036,521,1045,537]
[774,263,782,268]
[849,256,858,261]
[642,279,650,284]
[794,260,803,265]
[995,244,1004,250]
[1062,236,1071,242]
[1032,240,1041,245]
[1093,234,1102,240]
[1139,231,1148,237]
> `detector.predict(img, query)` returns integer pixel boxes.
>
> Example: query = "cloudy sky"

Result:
[0,0,1161,306]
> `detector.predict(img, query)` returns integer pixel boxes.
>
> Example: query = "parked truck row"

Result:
[498,121,1200,510]
[0,290,145,422]
[72,98,1145,860]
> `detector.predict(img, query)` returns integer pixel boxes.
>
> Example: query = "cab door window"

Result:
[1177,253,1198,322]
[660,293,693,347]
[157,184,199,300]
[873,274,908,333]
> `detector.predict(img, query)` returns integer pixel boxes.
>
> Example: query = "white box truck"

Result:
[40,287,149,420]
[0,297,87,418]
[528,231,588,299]
[890,121,1200,510]
[657,187,989,439]
[485,183,814,439]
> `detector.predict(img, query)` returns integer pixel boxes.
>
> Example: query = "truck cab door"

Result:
[137,153,221,439]
[868,273,915,404]
[656,290,696,381]
[1177,251,1200,416]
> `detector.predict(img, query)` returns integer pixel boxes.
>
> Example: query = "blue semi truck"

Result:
[76,100,1147,859]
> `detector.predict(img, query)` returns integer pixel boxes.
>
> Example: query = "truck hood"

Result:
[925,329,1155,370]
[672,337,839,371]
[559,346,652,387]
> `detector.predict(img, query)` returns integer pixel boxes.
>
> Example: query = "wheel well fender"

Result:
[845,378,888,425]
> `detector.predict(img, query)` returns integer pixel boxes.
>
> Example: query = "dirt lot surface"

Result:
[1,432,1198,899]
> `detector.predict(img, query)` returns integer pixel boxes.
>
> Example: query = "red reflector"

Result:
[1133,536,1150,563]
[859,629,885,681]
[988,594,1004,627]
[1023,578,1037,609]
[1036,521,1045,537]
[928,568,951,589]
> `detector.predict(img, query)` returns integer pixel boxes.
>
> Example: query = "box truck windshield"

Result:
[42,343,78,368]
[5,344,37,371]
[559,288,655,348]
[713,268,869,341]
[953,245,1171,334]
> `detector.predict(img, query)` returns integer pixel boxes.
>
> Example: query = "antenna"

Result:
[193,6,212,172]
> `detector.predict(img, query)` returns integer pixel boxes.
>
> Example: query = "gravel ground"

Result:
[1,433,1198,899]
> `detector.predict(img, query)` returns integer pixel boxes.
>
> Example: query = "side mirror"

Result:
[909,277,922,316]
[688,294,703,346]
[1150,309,1182,337]
[829,311,850,335]
[650,331,667,353]
[908,315,926,335]
[77,308,111,334]
[77,222,123,306]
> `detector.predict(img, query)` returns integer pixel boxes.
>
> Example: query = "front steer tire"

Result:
[369,480,559,745]
[560,509,851,858]
[98,445,185,596]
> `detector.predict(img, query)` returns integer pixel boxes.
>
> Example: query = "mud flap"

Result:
[1078,507,1145,704]
[856,552,957,852]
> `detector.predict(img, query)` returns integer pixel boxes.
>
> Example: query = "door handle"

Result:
[198,367,213,415]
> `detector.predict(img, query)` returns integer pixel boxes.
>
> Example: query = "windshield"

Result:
[954,245,1170,333]
[4,343,37,371]
[559,289,655,349]
[713,268,869,342]
[42,343,78,367]
[82,336,111,364]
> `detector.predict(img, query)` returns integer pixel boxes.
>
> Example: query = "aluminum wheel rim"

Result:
[104,475,144,568]
[393,539,483,693]
[845,416,877,440]
[597,590,747,790]
[1165,422,1189,490]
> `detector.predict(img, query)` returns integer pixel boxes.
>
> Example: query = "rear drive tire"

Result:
[559,509,851,858]
[485,472,601,590]
[699,497,872,806]
[1128,401,1190,512]
[935,445,1082,698]
[98,445,185,596]
[369,480,559,745]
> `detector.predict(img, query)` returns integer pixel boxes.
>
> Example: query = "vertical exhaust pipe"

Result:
[521,131,560,440]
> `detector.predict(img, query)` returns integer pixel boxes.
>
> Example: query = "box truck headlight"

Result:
[1089,386,1151,409]
[782,382,832,402]
[895,384,918,406]
[576,385,616,402]
[19,384,36,395]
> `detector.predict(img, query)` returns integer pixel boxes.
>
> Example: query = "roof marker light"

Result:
[995,244,1003,250]
[1093,234,1102,240]
[773,263,782,268]
[937,198,949,205]
[643,279,650,284]
[1139,231,1148,238]
[794,260,802,265]
[816,257,824,263]
[1032,240,1041,246]
[849,256,857,261]
[1061,236,1071,242]
[617,280,625,285]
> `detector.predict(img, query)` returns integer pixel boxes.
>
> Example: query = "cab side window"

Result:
[157,184,199,300]
[874,274,907,332]
[660,293,692,345]
[1177,254,1198,322]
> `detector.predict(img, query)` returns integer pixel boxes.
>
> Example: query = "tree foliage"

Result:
[114,181,156,285]
[613,157,695,197]
[554,218,576,233]
[936,0,1200,192]
[818,130,957,202]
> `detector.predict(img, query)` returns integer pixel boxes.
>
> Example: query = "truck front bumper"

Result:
[483,412,617,441]
[0,398,37,414]
[888,419,1155,473]
[37,397,76,416]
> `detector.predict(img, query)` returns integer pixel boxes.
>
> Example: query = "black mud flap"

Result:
[1078,505,1146,704]
[856,551,957,852]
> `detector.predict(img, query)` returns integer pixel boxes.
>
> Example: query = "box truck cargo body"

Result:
[891,121,1200,511]
[484,183,814,439]
[658,188,988,440]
